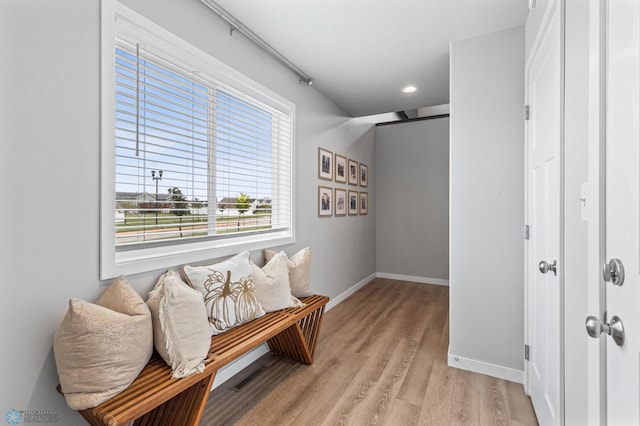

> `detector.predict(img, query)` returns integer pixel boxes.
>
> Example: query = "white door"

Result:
[601,0,640,423]
[525,2,563,425]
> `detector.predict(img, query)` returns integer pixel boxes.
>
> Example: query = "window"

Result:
[101,2,294,278]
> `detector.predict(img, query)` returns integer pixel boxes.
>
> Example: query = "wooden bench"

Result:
[66,294,329,426]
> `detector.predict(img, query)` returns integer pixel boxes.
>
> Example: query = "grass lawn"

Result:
[116,213,271,233]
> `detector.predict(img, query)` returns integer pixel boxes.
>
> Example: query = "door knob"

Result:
[538,260,557,275]
[585,315,625,346]
[603,258,625,286]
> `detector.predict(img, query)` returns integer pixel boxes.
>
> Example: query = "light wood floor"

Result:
[203,278,538,425]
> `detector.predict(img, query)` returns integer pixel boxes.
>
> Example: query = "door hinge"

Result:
[525,224,530,240]
[525,344,530,361]
[525,105,530,120]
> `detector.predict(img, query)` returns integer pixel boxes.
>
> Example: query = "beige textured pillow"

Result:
[265,247,313,297]
[54,276,153,410]
[182,251,265,335]
[147,270,210,379]
[251,251,304,313]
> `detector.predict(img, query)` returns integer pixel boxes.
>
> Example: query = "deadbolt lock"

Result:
[603,258,625,286]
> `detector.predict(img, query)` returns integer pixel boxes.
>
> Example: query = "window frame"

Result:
[100,1,295,279]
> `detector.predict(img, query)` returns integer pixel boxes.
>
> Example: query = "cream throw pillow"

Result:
[54,276,153,410]
[182,251,265,335]
[147,270,210,379]
[251,251,304,313]
[265,247,313,297]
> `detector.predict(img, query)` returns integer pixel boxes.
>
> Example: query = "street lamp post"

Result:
[151,170,163,225]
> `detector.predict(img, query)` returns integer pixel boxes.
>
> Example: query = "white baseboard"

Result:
[376,272,449,287]
[447,352,524,384]
[326,273,376,311]
[211,344,269,390]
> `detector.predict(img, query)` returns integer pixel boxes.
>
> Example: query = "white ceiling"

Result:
[212,0,529,117]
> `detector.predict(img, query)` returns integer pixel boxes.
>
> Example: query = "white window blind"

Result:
[101,4,294,277]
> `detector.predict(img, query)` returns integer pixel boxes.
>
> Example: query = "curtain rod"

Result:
[200,0,314,86]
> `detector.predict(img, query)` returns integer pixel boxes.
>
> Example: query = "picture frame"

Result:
[348,190,359,215]
[348,159,358,185]
[359,192,368,215]
[359,163,368,187]
[335,188,347,215]
[335,154,347,183]
[318,148,333,181]
[318,186,333,216]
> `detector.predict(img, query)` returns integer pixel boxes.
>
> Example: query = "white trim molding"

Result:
[211,344,269,390]
[447,352,524,384]
[326,273,377,310]
[376,272,449,287]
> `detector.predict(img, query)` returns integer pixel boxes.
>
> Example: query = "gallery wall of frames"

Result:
[317,147,368,217]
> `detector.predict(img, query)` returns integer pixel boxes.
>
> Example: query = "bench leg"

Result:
[267,304,326,364]
[133,371,216,426]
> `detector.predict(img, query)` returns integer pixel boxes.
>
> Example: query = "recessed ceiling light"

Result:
[402,85,417,94]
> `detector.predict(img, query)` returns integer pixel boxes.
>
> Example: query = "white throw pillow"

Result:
[147,270,210,378]
[54,276,153,410]
[251,251,304,313]
[265,247,313,297]
[182,251,265,335]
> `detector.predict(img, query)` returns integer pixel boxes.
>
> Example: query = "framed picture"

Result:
[318,186,333,216]
[335,154,347,183]
[348,190,359,215]
[335,188,347,215]
[348,159,358,185]
[359,163,368,187]
[318,148,333,181]
[359,192,368,215]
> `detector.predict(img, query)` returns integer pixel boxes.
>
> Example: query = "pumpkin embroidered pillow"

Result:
[182,251,265,335]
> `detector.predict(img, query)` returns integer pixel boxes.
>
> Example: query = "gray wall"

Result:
[375,118,449,282]
[0,1,375,424]
[449,27,525,376]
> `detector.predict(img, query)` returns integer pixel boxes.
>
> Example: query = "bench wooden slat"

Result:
[69,294,329,426]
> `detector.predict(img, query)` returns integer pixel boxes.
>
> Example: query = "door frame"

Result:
[523,0,565,420]
[585,0,606,423]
